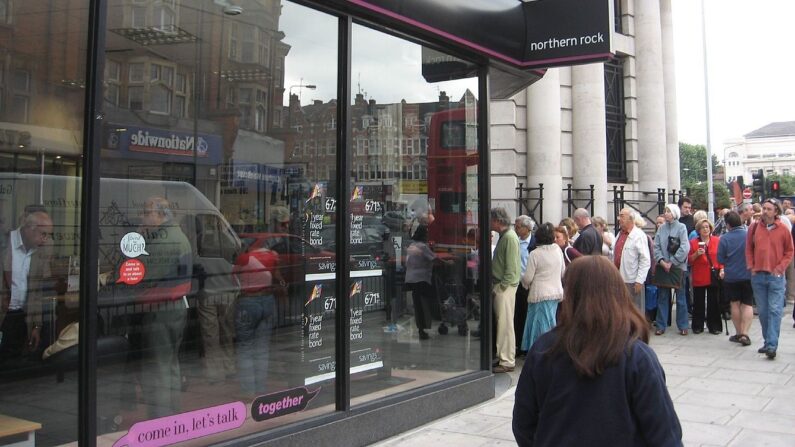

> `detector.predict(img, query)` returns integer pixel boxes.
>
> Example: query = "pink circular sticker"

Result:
[117,259,145,285]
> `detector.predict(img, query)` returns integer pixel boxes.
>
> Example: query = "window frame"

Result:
[604,57,627,183]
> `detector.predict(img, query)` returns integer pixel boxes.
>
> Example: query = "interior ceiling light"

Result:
[214,0,244,15]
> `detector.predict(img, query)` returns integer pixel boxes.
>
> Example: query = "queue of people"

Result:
[509,196,795,447]
[490,205,654,374]
[503,208,681,446]
[494,195,795,380]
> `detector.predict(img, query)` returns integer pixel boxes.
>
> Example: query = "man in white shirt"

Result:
[0,208,53,361]
[614,208,651,311]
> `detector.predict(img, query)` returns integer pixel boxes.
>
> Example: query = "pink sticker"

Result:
[117,259,145,285]
[112,401,246,447]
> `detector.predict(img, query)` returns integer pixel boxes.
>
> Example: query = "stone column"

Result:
[490,96,523,217]
[571,63,608,218]
[526,68,562,224]
[660,0,680,190]
[635,0,669,192]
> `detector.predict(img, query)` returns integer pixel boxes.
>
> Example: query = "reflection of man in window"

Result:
[271,206,291,234]
[137,196,192,417]
[0,207,53,362]
[267,206,291,309]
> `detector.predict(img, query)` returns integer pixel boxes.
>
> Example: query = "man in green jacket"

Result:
[491,207,520,373]
[137,196,193,417]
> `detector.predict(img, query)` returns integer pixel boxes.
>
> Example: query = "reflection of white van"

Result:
[0,174,241,305]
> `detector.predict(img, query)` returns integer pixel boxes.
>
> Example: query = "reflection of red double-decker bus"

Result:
[427,108,478,249]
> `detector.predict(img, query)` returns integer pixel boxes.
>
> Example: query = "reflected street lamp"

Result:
[289,81,317,106]
[287,81,316,129]
[286,81,317,179]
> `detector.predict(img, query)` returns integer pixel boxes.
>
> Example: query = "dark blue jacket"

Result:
[573,224,602,256]
[513,330,682,447]
[717,227,752,282]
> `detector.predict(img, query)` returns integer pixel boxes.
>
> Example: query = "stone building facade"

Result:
[724,121,795,183]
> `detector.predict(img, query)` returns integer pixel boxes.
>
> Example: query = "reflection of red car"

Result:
[238,233,334,286]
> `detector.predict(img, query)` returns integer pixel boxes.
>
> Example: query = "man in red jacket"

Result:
[746,198,794,360]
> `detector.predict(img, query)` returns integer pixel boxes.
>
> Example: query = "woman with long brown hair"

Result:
[513,256,682,446]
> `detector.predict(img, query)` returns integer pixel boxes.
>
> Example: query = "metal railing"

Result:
[515,182,544,224]
[611,187,687,233]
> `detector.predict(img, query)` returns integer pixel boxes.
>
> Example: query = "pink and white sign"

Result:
[112,402,246,447]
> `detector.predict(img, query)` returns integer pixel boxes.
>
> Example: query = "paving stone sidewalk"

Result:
[374,314,795,447]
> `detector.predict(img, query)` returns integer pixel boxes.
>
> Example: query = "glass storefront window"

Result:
[348,25,481,404]
[0,1,88,445]
[0,0,486,443]
[98,1,339,444]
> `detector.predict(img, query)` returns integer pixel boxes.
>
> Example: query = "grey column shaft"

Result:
[572,63,608,218]
[526,68,562,224]
[661,0,681,190]
[635,0,669,192]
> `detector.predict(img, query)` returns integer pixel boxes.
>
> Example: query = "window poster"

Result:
[300,183,386,385]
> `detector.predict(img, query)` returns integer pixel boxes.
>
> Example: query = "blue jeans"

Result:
[235,294,276,395]
[645,285,658,312]
[751,273,785,350]
[656,277,689,331]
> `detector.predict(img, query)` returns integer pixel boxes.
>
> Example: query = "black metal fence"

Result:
[611,186,687,233]
[515,183,597,225]
[516,182,544,224]
[516,183,688,232]
[564,184,595,218]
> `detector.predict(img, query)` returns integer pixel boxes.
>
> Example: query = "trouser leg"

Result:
[492,284,517,368]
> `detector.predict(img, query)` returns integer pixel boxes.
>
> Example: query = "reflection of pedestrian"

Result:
[234,248,278,396]
[405,222,445,340]
[196,216,239,384]
[0,207,54,362]
[513,257,682,446]
[136,197,193,417]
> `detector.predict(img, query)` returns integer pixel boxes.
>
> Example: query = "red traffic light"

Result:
[771,180,780,192]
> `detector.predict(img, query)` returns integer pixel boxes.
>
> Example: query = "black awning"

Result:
[342,0,613,70]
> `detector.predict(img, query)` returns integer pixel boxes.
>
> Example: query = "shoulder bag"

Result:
[704,248,721,287]
[652,264,682,289]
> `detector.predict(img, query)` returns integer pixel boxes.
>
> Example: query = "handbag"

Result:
[705,249,730,321]
[705,248,721,287]
[652,265,682,289]
[667,235,681,256]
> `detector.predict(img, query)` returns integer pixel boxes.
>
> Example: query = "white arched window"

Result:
[256,105,266,132]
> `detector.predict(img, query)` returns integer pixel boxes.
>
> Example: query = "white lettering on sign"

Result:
[528,32,605,52]
[130,130,208,156]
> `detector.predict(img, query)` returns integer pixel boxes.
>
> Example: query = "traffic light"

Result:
[770,180,781,197]
[752,169,766,199]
